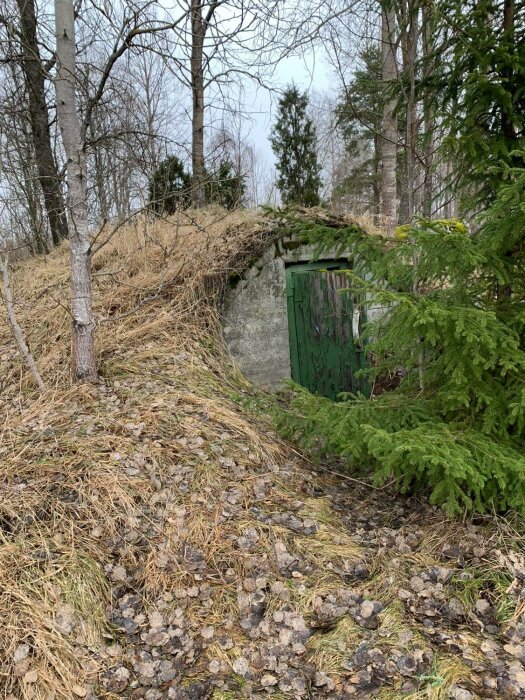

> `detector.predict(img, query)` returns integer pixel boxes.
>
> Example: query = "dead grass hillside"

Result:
[1,208,525,700]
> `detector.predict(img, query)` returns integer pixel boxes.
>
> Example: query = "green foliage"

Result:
[276,171,525,517]
[204,159,246,209]
[451,568,515,623]
[428,0,525,209]
[148,156,245,213]
[148,156,191,215]
[270,85,322,206]
[335,45,382,214]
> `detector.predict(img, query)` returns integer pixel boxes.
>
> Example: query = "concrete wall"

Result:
[222,238,346,389]
[222,236,385,389]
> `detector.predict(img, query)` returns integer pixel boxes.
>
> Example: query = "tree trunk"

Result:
[407,2,424,390]
[191,0,206,207]
[372,133,381,223]
[380,3,398,230]
[90,119,110,221]
[501,0,516,141]
[405,0,418,220]
[422,3,434,217]
[398,4,409,224]
[504,0,515,29]
[16,0,68,247]
[1,253,45,390]
[54,0,98,382]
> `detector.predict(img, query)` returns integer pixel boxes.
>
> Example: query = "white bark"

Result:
[54,0,97,382]
[405,2,418,221]
[422,2,434,217]
[381,4,398,230]
[0,254,45,390]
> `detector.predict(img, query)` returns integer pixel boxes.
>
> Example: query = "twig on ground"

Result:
[0,252,45,391]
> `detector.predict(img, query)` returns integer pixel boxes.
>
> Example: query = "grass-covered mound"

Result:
[1,209,525,699]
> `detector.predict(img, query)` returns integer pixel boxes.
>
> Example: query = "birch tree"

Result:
[189,0,207,206]
[0,0,65,250]
[54,0,97,381]
[53,0,184,381]
[0,253,45,390]
[168,0,302,208]
[380,2,398,229]
[0,59,50,253]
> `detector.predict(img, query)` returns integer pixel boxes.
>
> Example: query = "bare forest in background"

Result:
[0,0,521,380]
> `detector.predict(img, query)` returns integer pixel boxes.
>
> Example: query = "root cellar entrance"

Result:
[223,237,370,398]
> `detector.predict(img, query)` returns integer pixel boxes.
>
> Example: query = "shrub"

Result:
[277,167,525,516]
[148,156,191,215]
[204,159,246,210]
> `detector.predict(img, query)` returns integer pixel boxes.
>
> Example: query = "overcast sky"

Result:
[238,47,332,184]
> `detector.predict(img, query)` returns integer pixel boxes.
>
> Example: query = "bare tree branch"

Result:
[0,252,45,391]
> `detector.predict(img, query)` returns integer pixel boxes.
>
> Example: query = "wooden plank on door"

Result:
[287,265,369,399]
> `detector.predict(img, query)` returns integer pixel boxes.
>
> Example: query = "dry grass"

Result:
[402,657,476,700]
[0,207,520,698]
[0,208,279,696]
[0,207,375,698]
[307,616,364,677]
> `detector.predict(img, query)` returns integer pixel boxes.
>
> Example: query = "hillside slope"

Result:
[1,210,524,700]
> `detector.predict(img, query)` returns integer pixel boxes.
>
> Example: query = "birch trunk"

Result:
[16,0,68,246]
[406,2,424,390]
[405,0,418,220]
[0,254,45,390]
[380,3,398,230]
[54,0,97,382]
[422,3,434,217]
[191,0,206,208]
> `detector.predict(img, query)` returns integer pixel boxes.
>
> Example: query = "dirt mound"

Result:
[1,209,524,699]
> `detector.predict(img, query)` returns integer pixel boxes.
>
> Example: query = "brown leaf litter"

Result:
[0,208,524,699]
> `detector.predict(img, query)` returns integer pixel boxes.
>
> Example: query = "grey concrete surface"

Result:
[222,238,345,389]
[222,235,386,389]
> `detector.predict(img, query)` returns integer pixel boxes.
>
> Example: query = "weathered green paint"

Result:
[286,261,369,400]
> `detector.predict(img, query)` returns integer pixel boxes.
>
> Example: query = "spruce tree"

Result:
[425,0,525,210]
[270,86,322,206]
[335,45,383,215]
[276,192,525,516]
[148,156,191,215]
[205,159,246,209]
[274,2,525,517]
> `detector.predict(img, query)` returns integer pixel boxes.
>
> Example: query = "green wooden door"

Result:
[286,262,369,400]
